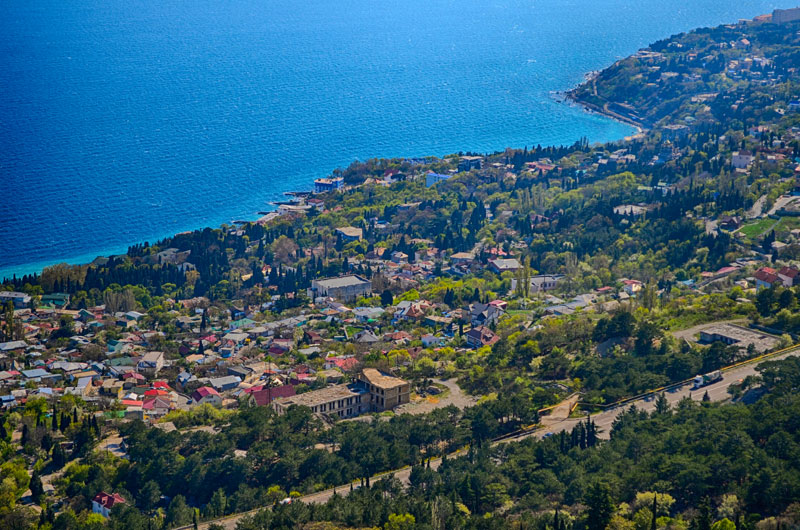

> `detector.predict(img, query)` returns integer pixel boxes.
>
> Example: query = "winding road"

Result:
[180,347,799,530]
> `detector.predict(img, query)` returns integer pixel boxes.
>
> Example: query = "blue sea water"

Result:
[1,0,796,279]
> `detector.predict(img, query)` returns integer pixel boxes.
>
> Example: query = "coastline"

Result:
[0,82,638,283]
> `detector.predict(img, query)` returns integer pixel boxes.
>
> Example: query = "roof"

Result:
[360,368,408,390]
[273,383,367,409]
[93,492,126,510]
[250,385,296,406]
[314,275,370,289]
[192,386,220,401]
[336,227,363,238]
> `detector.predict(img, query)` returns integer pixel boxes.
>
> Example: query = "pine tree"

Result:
[30,469,44,503]
[651,494,658,530]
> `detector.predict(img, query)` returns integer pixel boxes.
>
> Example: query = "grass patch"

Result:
[739,217,778,239]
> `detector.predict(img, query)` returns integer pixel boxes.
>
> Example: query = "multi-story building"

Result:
[314,177,344,193]
[0,291,31,309]
[271,383,368,418]
[310,275,372,302]
[357,368,410,412]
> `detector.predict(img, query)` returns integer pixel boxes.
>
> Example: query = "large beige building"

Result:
[271,383,368,418]
[271,369,410,418]
[357,368,410,412]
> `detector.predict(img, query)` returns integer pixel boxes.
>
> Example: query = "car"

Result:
[280,497,292,505]
[542,432,554,439]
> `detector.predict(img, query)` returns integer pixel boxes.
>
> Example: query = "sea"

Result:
[1,0,796,280]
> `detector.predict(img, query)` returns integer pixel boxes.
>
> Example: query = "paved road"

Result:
[184,348,799,530]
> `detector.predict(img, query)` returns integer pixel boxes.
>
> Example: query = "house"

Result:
[421,335,446,348]
[426,171,452,187]
[731,151,755,169]
[352,307,385,322]
[755,267,782,290]
[465,326,500,348]
[488,258,521,274]
[0,291,31,309]
[137,351,164,377]
[209,375,242,392]
[352,330,380,344]
[272,383,368,418]
[357,368,410,412]
[622,279,643,295]
[778,266,800,287]
[450,252,475,265]
[191,386,223,407]
[390,251,408,264]
[92,492,126,518]
[310,276,372,302]
[468,302,504,327]
[336,226,363,242]
[511,274,564,293]
[314,177,344,193]
[458,155,483,172]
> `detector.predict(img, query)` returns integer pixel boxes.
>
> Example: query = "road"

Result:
[182,348,799,530]
[747,194,767,219]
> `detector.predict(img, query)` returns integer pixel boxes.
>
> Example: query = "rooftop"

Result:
[360,368,408,389]
[314,275,370,289]
[273,383,367,408]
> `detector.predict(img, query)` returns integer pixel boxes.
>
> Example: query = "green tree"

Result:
[585,482,615,530]
[385,513,416,530]
[165,495,193,527]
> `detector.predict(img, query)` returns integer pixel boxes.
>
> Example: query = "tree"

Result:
[381,289,394,307]
[695,496,713,530]
[138,480,161,513]
[655,393,671,415]
[165,495,193,527]
[207,488,227,517]
[385,513,416,530]
[29,469,43,504]
[585,482,615,530]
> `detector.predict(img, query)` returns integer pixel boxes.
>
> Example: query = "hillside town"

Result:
[2,8,800,530]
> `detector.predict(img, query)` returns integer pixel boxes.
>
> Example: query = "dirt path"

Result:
[394,378,478,415]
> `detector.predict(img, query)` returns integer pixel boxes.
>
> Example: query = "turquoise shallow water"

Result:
[0,0,795,279]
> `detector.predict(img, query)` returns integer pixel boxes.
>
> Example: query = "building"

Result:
[249,384,296,406]
[778,266,800,287]
[465,325,500,348]
[137,351,164,377]
[699,324,779,353]
[336,226,363,242]
[458,156,483,172]
[0,291,31,309]
[314,177,344,193]
[488,258,521,273]
[773,7,800,23]
[209,375,242,392]
[92,492,126,518]
[661,124,689,141]
[511,274,564,293]
[192,386,223,407]
[272,383,368,418]
[310,275,372,302]
[357,368,410,412]
[40,293,70,308]
[731,151,755,169]
[755,267,781,290]
[426,171,452,187]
